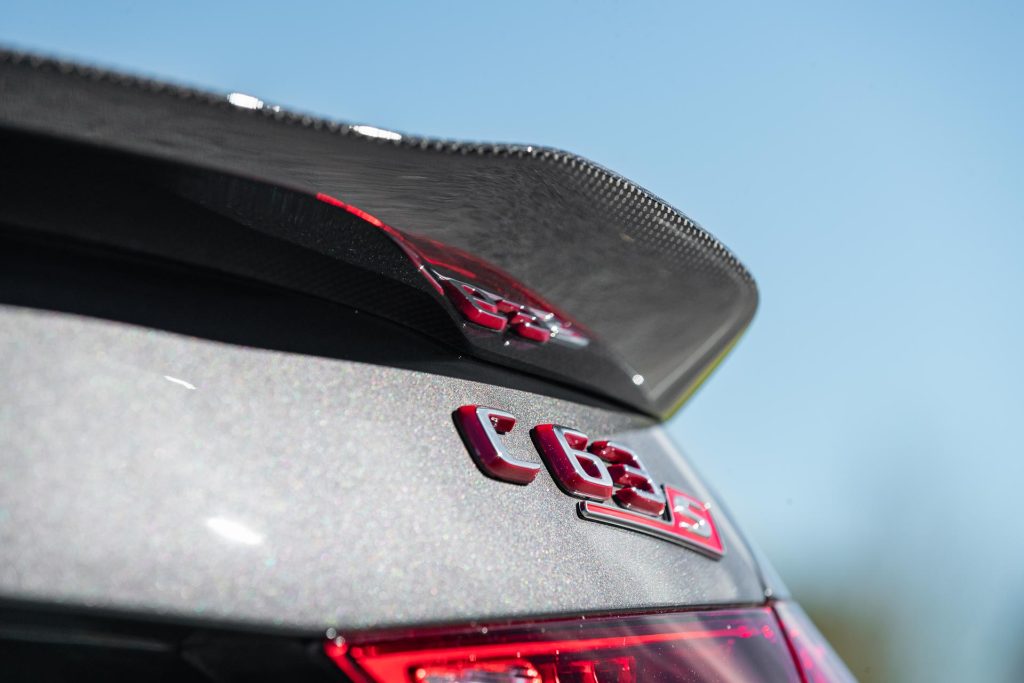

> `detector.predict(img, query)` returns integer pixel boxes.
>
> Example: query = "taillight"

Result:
[774,603,856,683]
[325,604,853,682]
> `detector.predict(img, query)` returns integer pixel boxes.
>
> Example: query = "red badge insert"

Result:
[579,486,725,559]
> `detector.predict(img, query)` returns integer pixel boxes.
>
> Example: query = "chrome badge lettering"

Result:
[454,405,724,559]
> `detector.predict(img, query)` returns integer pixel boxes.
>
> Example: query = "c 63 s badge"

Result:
[454,405,724,559]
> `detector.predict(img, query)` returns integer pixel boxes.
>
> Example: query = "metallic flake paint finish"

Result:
[0,305,763,631]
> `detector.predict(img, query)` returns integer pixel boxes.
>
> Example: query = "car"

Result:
[0,48,855,682]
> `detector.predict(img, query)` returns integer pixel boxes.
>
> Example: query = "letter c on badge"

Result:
[454,405,541,485]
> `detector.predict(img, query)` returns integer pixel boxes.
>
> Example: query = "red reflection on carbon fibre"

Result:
[400,232,581,328]
[441,280,508,331]
[316,192,443,295]
[314,192,588,344]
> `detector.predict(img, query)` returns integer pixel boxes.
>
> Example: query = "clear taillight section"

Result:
[325,604,854,682]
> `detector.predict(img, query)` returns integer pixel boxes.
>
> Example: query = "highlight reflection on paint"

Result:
[206,517,264,546]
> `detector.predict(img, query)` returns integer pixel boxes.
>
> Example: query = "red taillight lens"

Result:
[774,603,856,683]
[325,607,819,682]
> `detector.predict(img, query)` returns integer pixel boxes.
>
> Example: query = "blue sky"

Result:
[3,2,1022,680]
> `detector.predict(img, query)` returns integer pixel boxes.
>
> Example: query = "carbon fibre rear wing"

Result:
[0,49,757,418]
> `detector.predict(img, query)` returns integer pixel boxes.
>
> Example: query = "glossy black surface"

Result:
[0,604,339,683]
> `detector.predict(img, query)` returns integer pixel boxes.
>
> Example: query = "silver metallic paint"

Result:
[0,305,764,632]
